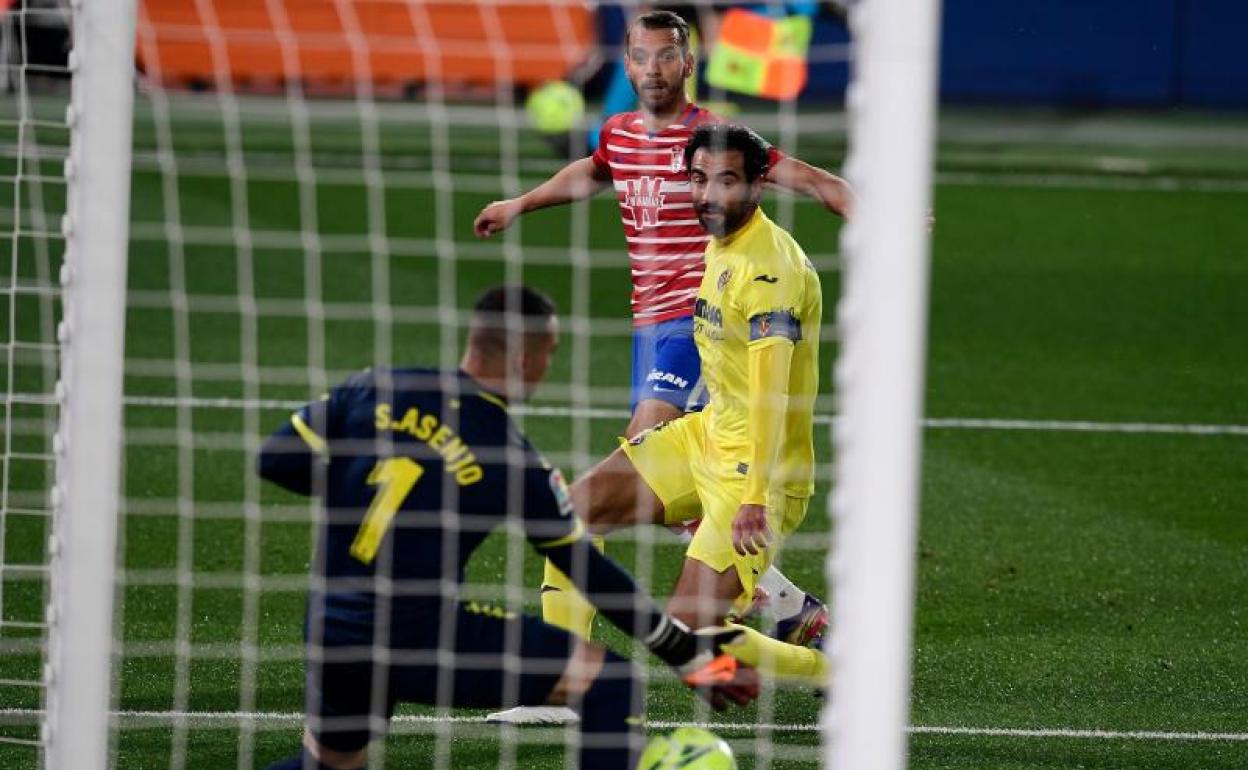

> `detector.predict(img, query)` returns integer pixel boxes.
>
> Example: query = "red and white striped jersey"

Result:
[591,104,784,327]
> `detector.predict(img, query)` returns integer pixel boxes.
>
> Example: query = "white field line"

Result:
[0,708,1245,742]
[8,142,1240,195]
[906,725,1248,742]
[921,416,1248,437]
[121,146,1248,195]
[935,171,1248,193]
[119,394,1248,437]
[131,96,1248,152]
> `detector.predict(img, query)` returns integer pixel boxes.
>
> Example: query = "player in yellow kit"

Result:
[640,127,822,615]
[547,122,828,686]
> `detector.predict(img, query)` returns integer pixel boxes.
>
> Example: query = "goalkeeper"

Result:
[257,285,757,770]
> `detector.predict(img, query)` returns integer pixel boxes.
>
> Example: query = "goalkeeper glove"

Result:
[645,616,761,711]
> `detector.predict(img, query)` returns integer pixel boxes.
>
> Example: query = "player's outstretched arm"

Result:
[473,156,611,238]
[257,420,320,496]
[255,396,334,491]
[766,156,856,220]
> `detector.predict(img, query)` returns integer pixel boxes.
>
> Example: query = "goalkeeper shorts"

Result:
[306,602,574,752]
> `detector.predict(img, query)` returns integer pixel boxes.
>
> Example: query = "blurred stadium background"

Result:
[1,1,1246,768]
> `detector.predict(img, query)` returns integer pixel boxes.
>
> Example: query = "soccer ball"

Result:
[637,727,737,770]
[525,80,584,134]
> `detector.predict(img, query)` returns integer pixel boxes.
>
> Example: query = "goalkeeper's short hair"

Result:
[469,284,558,354]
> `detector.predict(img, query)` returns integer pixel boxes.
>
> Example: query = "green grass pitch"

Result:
[2,100,1247,768]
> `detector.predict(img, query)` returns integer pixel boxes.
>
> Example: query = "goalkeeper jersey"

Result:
[258,368,581,644]
[693,207,821,498]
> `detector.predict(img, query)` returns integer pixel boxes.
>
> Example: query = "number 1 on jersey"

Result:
[350,457,425,564]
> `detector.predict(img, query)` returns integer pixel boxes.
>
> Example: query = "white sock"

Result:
[669,521,697,545]
[757,567,807,622]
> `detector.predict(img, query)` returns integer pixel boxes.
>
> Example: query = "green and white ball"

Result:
[525,80,585,134]
[637,727,737,770]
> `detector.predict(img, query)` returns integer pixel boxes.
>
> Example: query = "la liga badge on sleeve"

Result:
[549,468,574,516]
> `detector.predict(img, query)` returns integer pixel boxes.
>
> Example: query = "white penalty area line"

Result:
[107,142,1248,195]
[655,721,1248,742]
[1,709,1245,742]
[118,394,1248,438]
[934,170,1248,194]
[905,725,1248,742]
[921,416,1248,437]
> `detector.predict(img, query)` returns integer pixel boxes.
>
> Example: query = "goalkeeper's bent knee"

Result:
[265,750,362,770]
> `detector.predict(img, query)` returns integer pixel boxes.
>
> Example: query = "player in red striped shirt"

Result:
[474,9,850,723]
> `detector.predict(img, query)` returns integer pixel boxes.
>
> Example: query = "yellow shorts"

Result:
[620,410,810,612]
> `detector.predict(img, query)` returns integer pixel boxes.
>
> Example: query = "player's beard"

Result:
[697,199,757,239]
[632,73,684,115]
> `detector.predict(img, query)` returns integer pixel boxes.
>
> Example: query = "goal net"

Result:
[1,0,77,761]
[1,1,938,769]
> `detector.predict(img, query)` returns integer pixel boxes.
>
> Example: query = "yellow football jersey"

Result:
[692,207,821,498]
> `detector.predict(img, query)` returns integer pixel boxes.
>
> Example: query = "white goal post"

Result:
[824,0,941,768]
[43,1,137,769]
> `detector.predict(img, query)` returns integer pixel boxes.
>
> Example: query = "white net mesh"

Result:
[5,2,872,768]
[1,1,73,762]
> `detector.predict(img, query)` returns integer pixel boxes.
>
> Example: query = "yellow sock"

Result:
[723,623,829,688]
[540,535,604,640]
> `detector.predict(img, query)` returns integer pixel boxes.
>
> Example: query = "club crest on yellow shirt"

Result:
[716,267,732,293]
